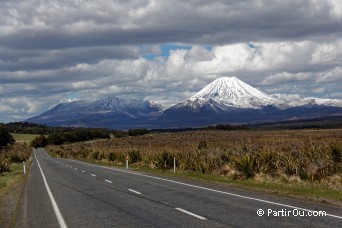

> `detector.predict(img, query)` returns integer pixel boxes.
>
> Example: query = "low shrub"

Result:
[0,143,31,174]
[90,151,100,160]
[331,143,342,163]
[128,150,142,163]
[0,156,11,173]
[156,151,174,169]
[107,152,117,162]
[30,135,48,148]
[235,155,257,179]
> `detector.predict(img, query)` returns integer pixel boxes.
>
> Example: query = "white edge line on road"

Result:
[175,208,207,220]
[34,149,68,228]
[105,179,112,183]
[59,156,342,220]
[128,189,142,195]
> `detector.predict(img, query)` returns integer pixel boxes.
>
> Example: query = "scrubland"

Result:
[0,143,31,175]
[48,129,342,193]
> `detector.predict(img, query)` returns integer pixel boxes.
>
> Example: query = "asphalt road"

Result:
[16,148,342,228]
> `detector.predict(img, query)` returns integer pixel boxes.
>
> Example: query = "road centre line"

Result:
[128,189,142,195]
[81,170,85,173]
[175,208,207,220]
[64,157,342,220]
[34,150,67,228]
[105,179,113,183]
[90,174,96,177]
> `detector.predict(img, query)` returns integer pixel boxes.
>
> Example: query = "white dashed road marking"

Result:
[128,189,142,195]
[175,208,207,220]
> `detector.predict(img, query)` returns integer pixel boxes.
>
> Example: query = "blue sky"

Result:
[142,44,192,60]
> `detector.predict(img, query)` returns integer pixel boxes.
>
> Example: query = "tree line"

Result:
[31,129,152,148]
[31,129,111,148]
[0,126,15,149]
[2,121,117,134]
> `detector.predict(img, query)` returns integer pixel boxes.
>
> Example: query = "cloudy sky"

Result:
[1,0,342,123]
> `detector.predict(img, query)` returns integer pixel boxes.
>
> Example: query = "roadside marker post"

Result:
[173,157,176,173]
[125,156,129,169]
[23,161,26,174]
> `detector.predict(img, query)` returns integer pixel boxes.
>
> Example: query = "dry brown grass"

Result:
[47,129,342,189]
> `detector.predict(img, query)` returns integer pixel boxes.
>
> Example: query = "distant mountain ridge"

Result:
[87,97,162,116]
[25,76,342,129]
[26,97,163,128]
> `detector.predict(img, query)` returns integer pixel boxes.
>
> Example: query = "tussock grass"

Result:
[47,129,342,202]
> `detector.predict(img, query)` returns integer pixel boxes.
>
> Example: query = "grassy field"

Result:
[47,128,342,204]
[11,133,40,143]
[0,163,27,199]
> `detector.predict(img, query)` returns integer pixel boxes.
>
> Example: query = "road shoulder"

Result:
[0,163,30,228]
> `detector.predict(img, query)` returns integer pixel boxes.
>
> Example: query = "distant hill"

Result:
[26,97,163,129]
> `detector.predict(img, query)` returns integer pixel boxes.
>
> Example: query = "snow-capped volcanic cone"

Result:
[174,76,284,111]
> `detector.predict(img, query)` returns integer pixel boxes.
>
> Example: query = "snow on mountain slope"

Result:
[26,96,163,125]
[88,96,163,115]
[184,76,284,110]
[289,97,342,107]
[41,100,90,115]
